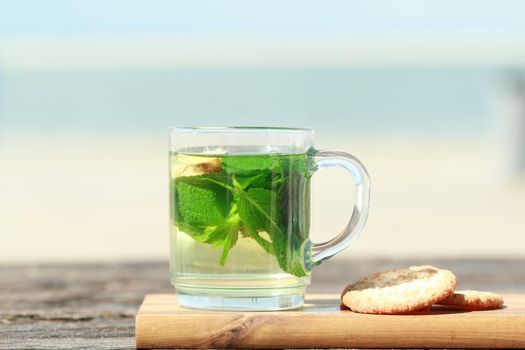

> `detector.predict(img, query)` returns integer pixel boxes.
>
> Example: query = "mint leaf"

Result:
[278,154,309,177]
[234,185,284,257]
[176,221,213,243]
[235,186,276,255]
[236,173,271,189]
[176,204,241,266]
[175,178,227,226]
[175,173,242,267]
[221,155,279,175]
[234,180,307,277]
[219,227,239,266]
[236,187,278,229]
[214,206,241,265]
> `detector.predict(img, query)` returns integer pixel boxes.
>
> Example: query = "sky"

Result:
[1,0,525,36]
[0,0,522,133]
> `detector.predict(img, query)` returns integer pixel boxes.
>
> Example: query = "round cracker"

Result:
[341,265,456,314]
[437,290,504,310]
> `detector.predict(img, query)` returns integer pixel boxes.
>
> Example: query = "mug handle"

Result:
[306,150,371,268]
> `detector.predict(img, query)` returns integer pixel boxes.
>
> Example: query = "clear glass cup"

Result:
[169,127,370,310]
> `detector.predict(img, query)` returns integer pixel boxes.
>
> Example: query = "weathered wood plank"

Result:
[1,259,524,349]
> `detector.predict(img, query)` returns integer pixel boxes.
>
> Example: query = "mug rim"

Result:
[169,126,314,134]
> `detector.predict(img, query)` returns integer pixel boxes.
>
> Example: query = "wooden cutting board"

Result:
[136,293,525,349]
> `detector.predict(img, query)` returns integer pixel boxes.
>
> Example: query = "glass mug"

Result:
[169,127,370,310]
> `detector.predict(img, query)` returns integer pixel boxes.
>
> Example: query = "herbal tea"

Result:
[170,150,312,298]
[168,127,370,310]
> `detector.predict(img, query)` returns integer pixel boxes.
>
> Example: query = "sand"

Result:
[1,131,524,263]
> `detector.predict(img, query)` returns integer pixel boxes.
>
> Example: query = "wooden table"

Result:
[1,259,524,349]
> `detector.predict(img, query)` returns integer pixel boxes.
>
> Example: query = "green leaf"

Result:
[219,227,239,266]
[236,187,278,230]
[176,221,212,243]
[234,180,307,277]
[176,172,233,190]
[221,155,279,175]
[215,207,241,265]
[240,224,274,254]
[234,185,276,254]
[236,173,271,190]
[176,205,241,266]
[278,154,310,178]
[175,176,228,227]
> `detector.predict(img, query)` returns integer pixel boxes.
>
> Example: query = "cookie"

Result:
[341,265,456,314]
[437,290,504,310]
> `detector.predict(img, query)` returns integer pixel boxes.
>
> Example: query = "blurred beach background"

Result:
[1,0,524,263]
